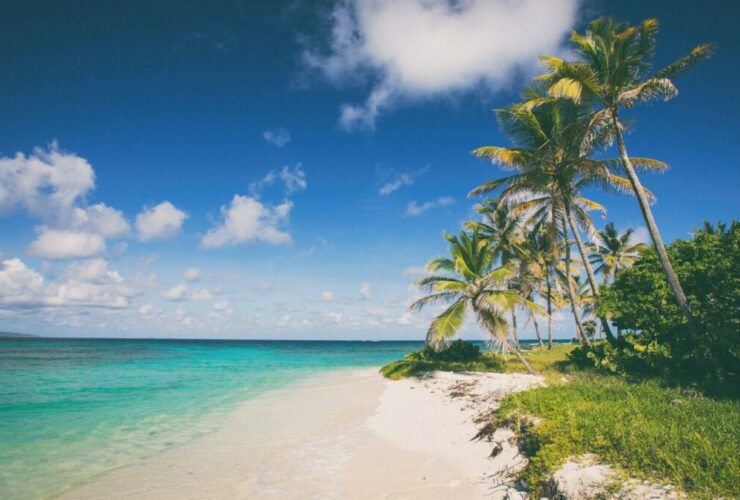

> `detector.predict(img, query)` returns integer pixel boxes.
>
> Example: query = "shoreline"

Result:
[58,367,542,499]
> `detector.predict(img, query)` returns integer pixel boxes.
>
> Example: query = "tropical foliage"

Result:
[584,222,739,395]
[408,16,730,398]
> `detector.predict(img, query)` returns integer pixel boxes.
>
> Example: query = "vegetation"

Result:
[584,222,739,396]
[409,231,542,374]
[497,375,740,498]
[535,17,713,316]
[392,13,735,498]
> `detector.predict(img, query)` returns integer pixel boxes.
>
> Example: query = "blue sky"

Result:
[0,0,737,339]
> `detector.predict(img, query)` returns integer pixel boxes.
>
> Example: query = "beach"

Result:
[58,368,542,499]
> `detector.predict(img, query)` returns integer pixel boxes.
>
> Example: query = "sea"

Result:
[0,337,544,498]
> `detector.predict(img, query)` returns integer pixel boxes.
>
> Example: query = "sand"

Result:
[58,368,543,499]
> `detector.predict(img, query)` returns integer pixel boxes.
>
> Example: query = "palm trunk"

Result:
[562,217,590,346]
[511,310,520,347]
[509,340,539,376]
[546,276,553,350]
[565,205,616,343]
[532,314,544,347]
[612,111,690,317]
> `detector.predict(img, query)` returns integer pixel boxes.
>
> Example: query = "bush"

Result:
[405,339,481,362]
[592,221,739,395]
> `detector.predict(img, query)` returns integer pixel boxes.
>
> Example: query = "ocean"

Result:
[0,338,425,499]
[0,337,548,499]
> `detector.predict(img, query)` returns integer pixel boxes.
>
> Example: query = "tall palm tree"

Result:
[536,17,713,316]
[471,95,655,343]
[589,223,645,284]
[409,231,541,375]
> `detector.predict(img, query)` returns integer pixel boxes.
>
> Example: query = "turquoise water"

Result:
[0,338,423,499]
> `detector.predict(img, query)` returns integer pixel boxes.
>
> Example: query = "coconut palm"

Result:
[536,17,713,316]
[465,199,523,266]
[589,223,645,284]
[471,95,655,343]
[409,231,541,374]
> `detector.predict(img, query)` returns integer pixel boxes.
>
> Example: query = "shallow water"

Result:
[0,338,423,499]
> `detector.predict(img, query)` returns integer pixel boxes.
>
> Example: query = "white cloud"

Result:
[28,228,106,260]
[402,265,428,278]
[212,299,232,314]
[0,144,130,257]
[263,128,291,147]
[322,290,334,302]
[70,204,130,238]
[161,283,213,302]
[359,282,372,300]
[184,268,201,281]
[0,143,95,221]
[404,196,454,217]
[0,257,136,310]
[161,283,188,301]
[0,258,45,306]
[305,0,578,129]
[377,166,428,196]
[136,202,187,242]
[631,226,652,246]
[249,164,307,195]
[201,195,293,248]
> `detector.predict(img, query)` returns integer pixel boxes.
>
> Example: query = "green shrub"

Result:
[594,221,739,395]
[406,339,482,362]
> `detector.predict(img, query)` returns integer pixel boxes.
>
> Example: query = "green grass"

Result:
[381,342,740,497]
[497,375,740,498]
[380,343,577,382]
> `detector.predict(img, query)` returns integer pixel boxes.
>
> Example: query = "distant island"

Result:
[0,331,39,338]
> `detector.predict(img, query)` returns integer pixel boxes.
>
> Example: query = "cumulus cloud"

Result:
[204,165,306,249]
[404,196,454,217]
[212,299,232,314]
[0,144,130,258]
[0,143,95,220]
[359,282,372,300]
[263,128,291,147]
[0,257,136,310]
[28,228,106,260]
[70,204,130,238]
[136,202,188,242]
[305,0,579,129]
[201,196,293,248]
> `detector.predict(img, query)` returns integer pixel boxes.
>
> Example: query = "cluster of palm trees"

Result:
[410,17,712,373]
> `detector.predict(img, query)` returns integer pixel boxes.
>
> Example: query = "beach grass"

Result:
[380,343,577,383]
[497,375,740,498]
[381,343,739,497]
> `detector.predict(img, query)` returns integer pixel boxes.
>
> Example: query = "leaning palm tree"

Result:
[536,17,713,316]
[471,95,655,343]
[589,223,645,284]
[409,231,541,375]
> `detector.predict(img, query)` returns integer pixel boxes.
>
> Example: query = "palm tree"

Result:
[465,199,523,266]
[537,17,713,316]
[471,95,654,343]
[409,231,541,375]
[466,200,525,347]
[589,223,645,284]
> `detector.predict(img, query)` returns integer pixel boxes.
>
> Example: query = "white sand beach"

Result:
[59,368,543,499]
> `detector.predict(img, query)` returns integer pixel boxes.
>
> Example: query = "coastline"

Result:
[58,367,542,499]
